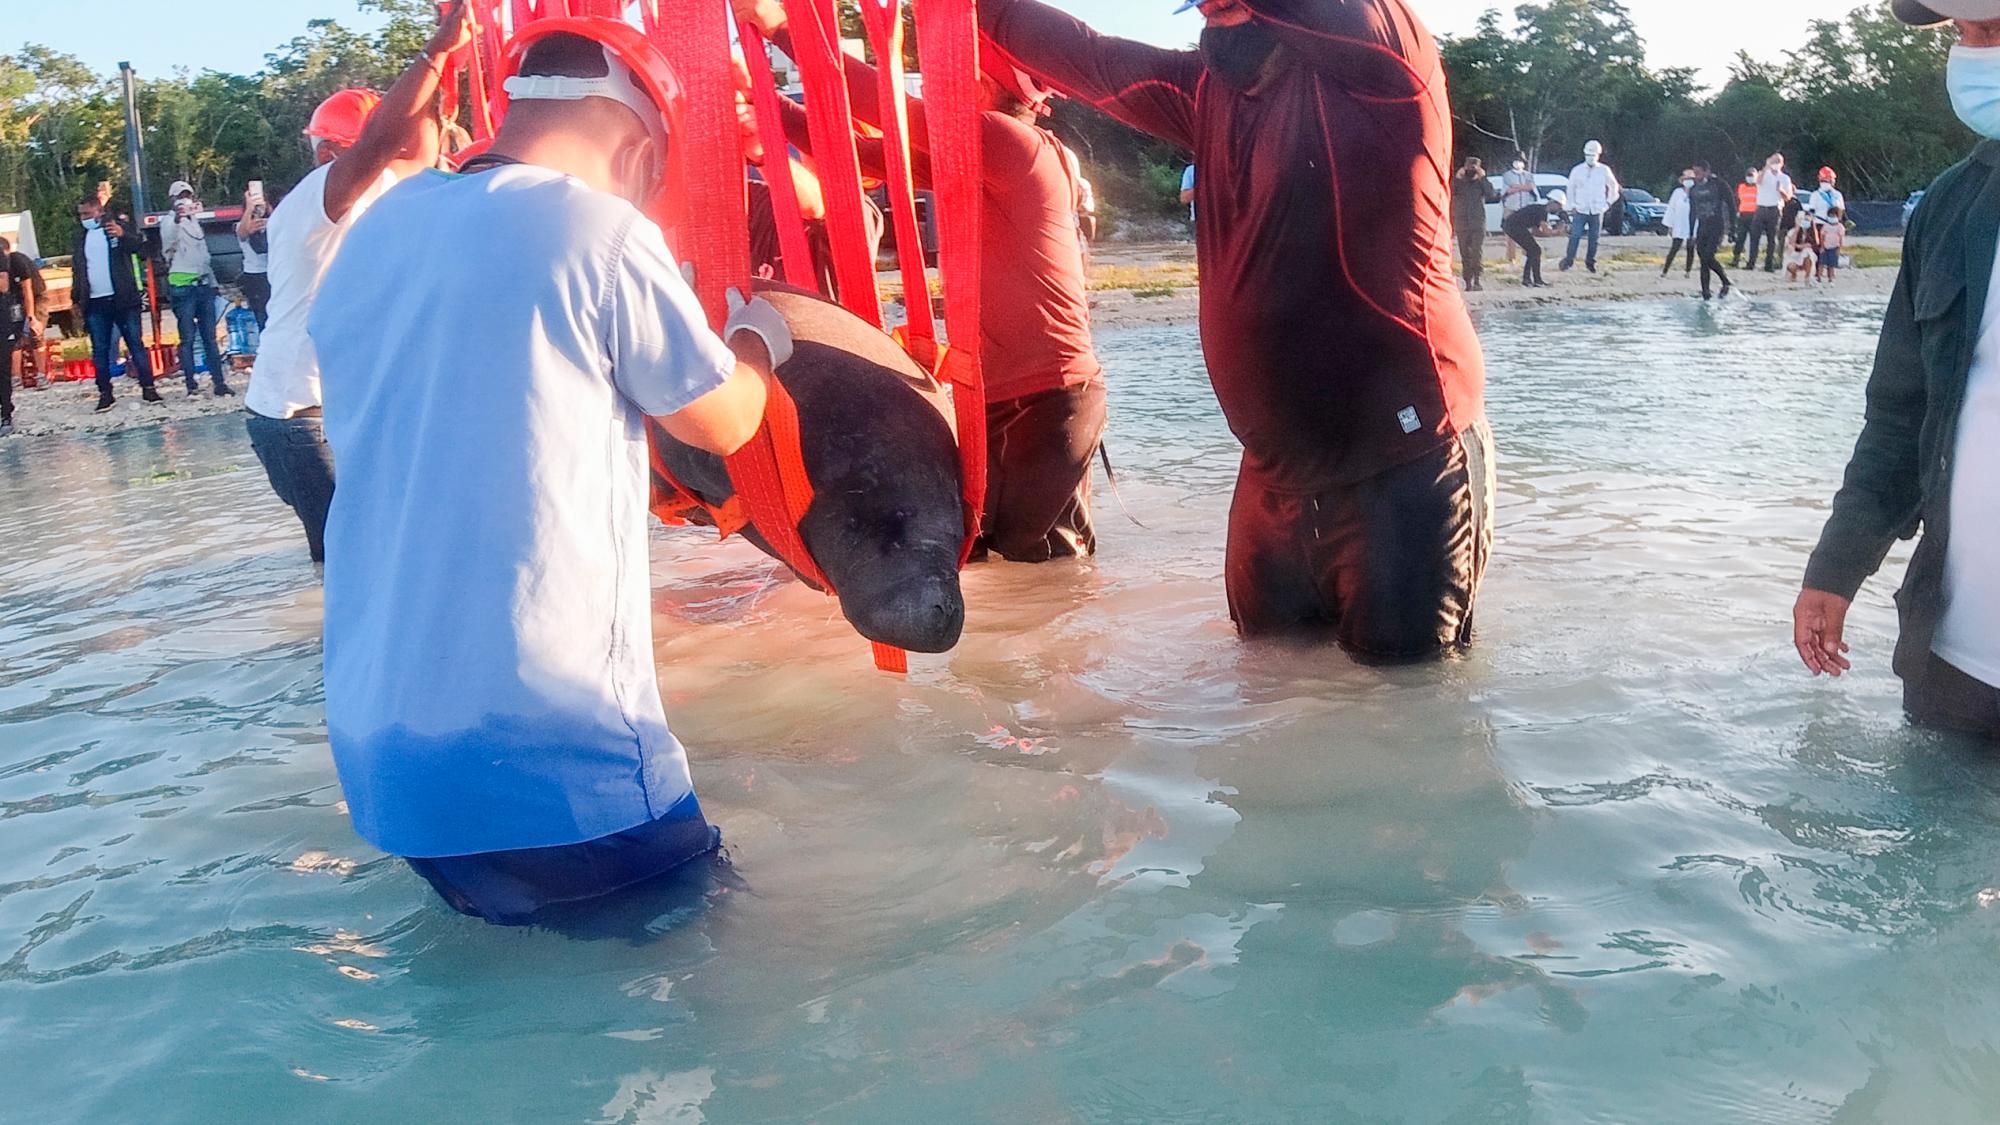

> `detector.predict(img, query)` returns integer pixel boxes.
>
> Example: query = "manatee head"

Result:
[761,288,967,653]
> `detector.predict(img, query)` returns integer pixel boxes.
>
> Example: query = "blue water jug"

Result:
[226,306,260,358]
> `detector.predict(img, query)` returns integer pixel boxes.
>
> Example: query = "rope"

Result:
[739,23,820,290]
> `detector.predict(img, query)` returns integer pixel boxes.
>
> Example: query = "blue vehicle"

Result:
[1903,190,1926,230]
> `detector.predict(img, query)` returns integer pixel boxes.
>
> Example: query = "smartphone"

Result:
[248,179,267,218]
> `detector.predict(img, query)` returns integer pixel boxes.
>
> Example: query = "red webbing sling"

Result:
[912,0,987,562]
[857,0,937,351]
[780,0,886,328]
[651,0,903,672]
[738,23,819,290]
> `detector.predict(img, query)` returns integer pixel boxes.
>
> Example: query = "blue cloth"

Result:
[404,791,720,925]
[245,410,335,562]
[83,297,155,397]
[1561,212,1602,270]
[169,281,226,390]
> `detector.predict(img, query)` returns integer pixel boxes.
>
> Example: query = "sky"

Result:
[17,0,1876,92]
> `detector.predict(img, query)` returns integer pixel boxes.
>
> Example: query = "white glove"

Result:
[723,287,792,370]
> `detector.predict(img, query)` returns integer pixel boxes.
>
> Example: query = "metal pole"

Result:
[118,62,161,346]
[119,62,147,218]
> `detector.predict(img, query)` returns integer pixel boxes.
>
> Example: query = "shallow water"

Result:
[5,296,1999,1123]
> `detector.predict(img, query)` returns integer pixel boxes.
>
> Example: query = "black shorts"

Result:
[404,793,722,926]
[1224,422,1494,660]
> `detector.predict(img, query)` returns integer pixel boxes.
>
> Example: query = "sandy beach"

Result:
[2,234,1898,442]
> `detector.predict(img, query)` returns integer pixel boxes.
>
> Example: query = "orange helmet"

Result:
[495,16,688,228]
[304,88,383,148]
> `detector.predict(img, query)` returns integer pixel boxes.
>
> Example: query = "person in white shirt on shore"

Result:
[241,4,462,564]
[1745,152,1795,272]
[1560,139,1619,273]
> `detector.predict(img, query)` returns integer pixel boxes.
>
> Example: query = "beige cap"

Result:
[1893,0,2000,24]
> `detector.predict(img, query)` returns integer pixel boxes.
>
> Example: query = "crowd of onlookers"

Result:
[1437,144,1855,299]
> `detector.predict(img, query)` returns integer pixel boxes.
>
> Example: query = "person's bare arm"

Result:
[322,0,473,222]
[660,352,772,457]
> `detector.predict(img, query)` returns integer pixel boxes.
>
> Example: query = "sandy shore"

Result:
[1,234,1899,442]
[3,374,248,439]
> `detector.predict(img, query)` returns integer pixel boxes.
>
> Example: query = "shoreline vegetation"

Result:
[7,235,1901,441]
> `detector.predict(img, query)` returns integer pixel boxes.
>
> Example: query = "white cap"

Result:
[502,45,668,155]
[167,179,194,198]
[1583,140,1603,158]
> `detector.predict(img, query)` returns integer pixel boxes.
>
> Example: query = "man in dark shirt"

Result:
[1793,0,2000,741]
[1686,162,1734,300]
[0,237,36,402]
[980,0,1491,657]
[1502,194,1560,287]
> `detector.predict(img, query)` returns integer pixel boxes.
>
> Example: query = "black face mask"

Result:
[1200,21,1282,94]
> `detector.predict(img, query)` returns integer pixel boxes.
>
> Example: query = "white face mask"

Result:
[1585,155,1599,166]
[1949,44,2000,139]
[1512,160,1526,171]
[1682,179,1694,188]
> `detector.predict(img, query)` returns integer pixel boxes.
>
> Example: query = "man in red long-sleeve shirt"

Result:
[737,0,1107,562]
[982,0,1492,659]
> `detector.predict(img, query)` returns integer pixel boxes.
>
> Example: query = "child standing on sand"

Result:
[1817,211,1846,284]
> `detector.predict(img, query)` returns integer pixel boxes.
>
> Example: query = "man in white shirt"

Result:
[1745,152,1794,272]
[1794,0,2000,741]
[72,195,162,413]
[308,22,787,924]
[243,6,463,565]
[1559,139,1619,273]
[1804,165,1846,225]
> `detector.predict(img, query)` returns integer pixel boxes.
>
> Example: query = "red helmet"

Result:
[304,88,383,148]
[495,16,688,228]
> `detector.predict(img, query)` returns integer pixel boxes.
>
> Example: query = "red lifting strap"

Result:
[857,0,937,347]
[783,0,886,328]
[739,22,820,291]
[912,0,988,562]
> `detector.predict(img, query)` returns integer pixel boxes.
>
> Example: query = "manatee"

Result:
[648,285,967,653]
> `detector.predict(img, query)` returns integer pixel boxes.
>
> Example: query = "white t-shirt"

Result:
[244,162,398,420]
[307,164,738,857]
[1756,169,1794,208]
[1805,185,1846,223]
[1933,239,2000,687]
[1566,161,1619,216]
[82,225,113,298]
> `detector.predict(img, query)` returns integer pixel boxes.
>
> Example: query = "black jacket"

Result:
[71,214,149,311]
[1687,175,1734,231]
[1804,139,2000,688]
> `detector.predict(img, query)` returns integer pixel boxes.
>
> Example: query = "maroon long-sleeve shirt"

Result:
[771,31,1101,402]
[982,0,1485,490]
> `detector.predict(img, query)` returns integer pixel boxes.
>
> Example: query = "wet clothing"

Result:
[405,792,720,925]
[771,39,1101,404]
[245,410,335,563]
[1906,655,2000,741]
[1688,175,1735,297]
[310,165,736,859]
[1226,422,1492,658]
[980,0,1484,494]
[978,379,1107,561]
[1503,204,1548,286]
[1805,139,2000,733]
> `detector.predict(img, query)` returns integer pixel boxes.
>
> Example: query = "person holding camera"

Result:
[235,184,272,329]
[162,180,232,397]
[73,195,161,413]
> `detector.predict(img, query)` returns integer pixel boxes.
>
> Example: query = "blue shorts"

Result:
[1818,248,1841,268]
[404,792,721,925]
